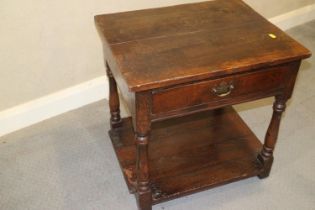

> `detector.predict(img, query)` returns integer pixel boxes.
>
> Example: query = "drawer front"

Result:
[152,65,291,115]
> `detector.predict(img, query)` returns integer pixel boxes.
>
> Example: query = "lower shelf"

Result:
[109,106,264,204]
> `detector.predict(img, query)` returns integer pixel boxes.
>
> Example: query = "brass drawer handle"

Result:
[212,82,234,97]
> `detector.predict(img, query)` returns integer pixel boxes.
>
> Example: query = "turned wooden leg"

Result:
[258,96,287,178]
[106,62,122,129]
[135,92,152,210]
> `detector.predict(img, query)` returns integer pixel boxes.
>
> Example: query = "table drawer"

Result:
[152,65,291,115]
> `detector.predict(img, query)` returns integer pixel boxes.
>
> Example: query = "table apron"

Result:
[151,64,295,121]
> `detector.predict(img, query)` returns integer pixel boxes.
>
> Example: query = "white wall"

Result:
[0,0,315,111]
[247,0,315,17]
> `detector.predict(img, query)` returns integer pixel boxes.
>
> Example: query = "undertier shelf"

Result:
[109,106,264,204]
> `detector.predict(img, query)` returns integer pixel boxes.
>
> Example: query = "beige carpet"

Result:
[1,20,315,210]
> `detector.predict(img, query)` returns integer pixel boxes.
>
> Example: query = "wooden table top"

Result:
[95,0,311,92]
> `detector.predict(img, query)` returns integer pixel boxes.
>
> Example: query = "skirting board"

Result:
[269,4,315,30]
[1,4,314,137]
[0,77,108,137]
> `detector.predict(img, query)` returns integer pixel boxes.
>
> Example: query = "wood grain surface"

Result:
[95,0,311,91]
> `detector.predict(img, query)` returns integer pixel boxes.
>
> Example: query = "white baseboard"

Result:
[0,77,108,137]
[1,4,314,137]
[269,4,315,30]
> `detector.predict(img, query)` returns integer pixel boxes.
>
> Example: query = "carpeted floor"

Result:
[1,20,315,210]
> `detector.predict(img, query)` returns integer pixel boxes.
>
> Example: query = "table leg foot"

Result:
[257,154,274,179]
[136,192,152,210]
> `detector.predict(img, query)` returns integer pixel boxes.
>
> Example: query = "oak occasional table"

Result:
[95,1,311,209]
